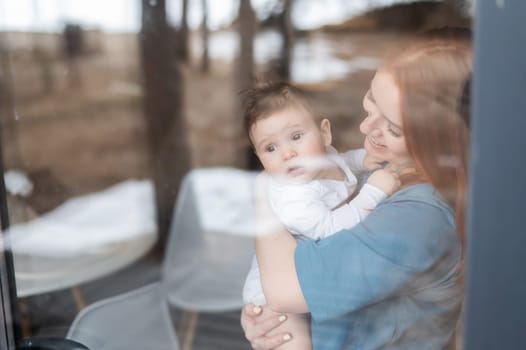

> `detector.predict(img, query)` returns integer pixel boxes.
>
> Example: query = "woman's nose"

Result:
[360,114,379,135]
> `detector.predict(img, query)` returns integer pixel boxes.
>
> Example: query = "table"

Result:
[7,179,158,298]
[14,233,156,298]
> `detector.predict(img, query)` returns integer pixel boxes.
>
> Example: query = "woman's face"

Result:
[359,70,414,167]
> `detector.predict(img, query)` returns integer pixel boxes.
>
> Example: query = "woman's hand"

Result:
[241,304,292,349]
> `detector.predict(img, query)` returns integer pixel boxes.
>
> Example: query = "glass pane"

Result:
[0,1,473,349]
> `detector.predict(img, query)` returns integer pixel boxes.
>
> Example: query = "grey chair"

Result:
[67,282,179,350]
[162,167,256,311]
[67,167,257,350]
[161,168,257,349]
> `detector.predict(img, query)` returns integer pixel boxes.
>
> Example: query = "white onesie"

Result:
[243,147,387,305]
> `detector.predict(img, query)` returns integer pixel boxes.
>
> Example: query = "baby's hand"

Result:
[363,154,384,171]
[367,167,401,196]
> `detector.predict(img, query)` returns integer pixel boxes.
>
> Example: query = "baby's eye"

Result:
[265,144,276,153]
[292,132,303,141]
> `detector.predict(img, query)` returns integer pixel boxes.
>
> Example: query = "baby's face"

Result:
[250,107,332,182]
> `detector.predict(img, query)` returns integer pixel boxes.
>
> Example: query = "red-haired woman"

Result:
[241,37,471,350]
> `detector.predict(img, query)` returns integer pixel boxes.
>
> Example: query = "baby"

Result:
[241,81,399,349]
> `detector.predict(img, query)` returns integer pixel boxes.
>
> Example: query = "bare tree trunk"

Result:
[238,0,256,92]
[31,0,55,94]
[201,0,210,73]
[180,0,189,62]
[276,0,293,81]
[33,46,54,95]
[237,0,260,170]
[0,37,23,169]
[62,23,84,89]
[140,0,190,255]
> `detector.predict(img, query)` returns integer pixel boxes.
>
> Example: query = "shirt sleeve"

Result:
[330,184,387,230]
[294,196,461,322]
[274,184,385,240]
[273,185,347,239]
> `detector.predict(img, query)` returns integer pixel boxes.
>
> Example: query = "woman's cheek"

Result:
[359,117,370,134]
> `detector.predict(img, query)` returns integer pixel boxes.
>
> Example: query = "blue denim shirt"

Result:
[295,184,462,349]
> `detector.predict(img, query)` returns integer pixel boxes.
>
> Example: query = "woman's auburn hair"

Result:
[384,38,472,245]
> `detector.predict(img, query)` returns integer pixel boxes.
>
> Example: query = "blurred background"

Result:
[0,0,472,348]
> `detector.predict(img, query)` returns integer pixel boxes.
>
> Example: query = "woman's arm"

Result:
[256,224,308,313]
[254,175,309,313]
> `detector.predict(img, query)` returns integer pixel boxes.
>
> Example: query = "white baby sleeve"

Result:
[330,183,387,233]
[269,183,342,240]
[242,256,266,305]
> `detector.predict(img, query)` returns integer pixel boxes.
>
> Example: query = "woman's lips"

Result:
[366,135,385,150]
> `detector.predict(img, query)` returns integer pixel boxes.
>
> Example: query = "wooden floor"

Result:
[20,250,465,349]
[21,251,251,349]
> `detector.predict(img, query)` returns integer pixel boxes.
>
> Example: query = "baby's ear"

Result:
[320,118,332,146]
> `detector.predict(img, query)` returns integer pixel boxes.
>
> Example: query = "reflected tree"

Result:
[238,0,256,92]
[237,0,261,170]
[0,37,23,169]
[31,0,54,95]
[275,0,293,81]
[260,0,294,81]
[201,0,210,73]
[32,46,54,95]
[140,0,190,254]
[179,0,189,62]
[62,23,84,88]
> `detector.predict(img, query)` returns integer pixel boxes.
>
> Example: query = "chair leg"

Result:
[180,311,199,350]
[19,298,32,338]
[70,287,86,311]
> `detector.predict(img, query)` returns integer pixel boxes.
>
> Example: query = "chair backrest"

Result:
[67,282,179,350]
[161,167,257,312]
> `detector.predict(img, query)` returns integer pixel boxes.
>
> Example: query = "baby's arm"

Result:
[272,186,344,239]
[273,183,380,240]
[271,167,401,241]
[327,168,401,237]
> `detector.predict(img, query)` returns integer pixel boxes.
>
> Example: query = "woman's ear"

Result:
[320,118,332,147]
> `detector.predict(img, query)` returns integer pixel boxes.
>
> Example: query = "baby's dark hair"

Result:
[240,81,318,147]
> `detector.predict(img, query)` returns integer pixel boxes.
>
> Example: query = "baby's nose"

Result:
[282,148,297,160]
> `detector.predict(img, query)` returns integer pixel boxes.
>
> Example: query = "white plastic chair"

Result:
[162,167,257,311]
[68,168,257,350]
[67,283,179,350]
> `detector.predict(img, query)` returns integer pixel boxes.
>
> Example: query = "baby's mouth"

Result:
[286,166,305,177]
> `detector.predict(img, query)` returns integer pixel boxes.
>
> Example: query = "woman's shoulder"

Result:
[358,183,459,267]
[366,183,455,231]
[382,183,454,221]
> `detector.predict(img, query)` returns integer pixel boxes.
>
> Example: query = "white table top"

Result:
[14,232,156,298]
[7,179,158,298]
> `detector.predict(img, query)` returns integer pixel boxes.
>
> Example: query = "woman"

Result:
[241,36,471,349]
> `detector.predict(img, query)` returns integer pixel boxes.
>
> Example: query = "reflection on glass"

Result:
[0,0,471,348]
